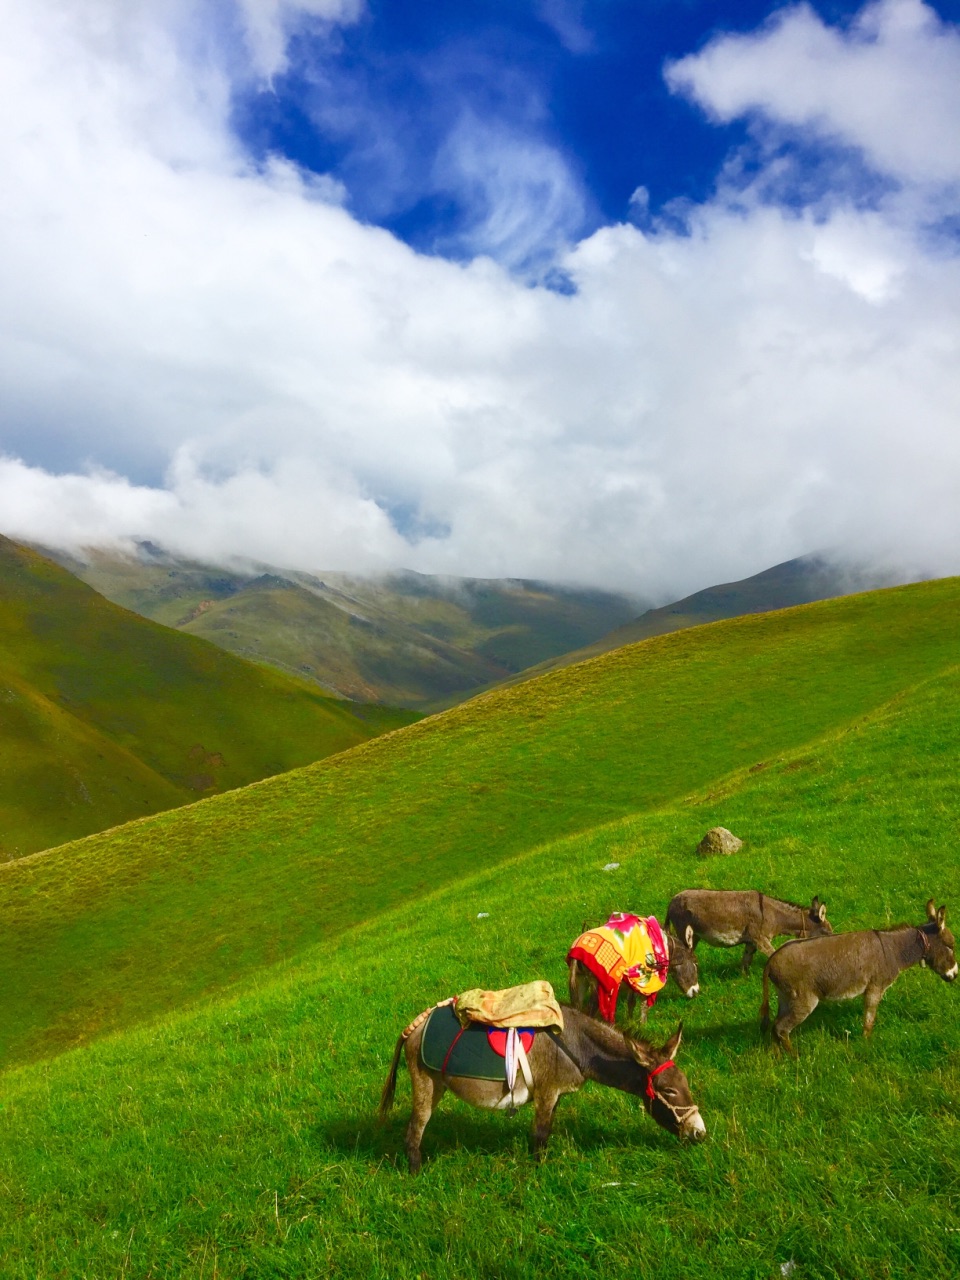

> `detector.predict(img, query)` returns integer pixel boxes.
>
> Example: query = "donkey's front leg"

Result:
[531,1089,560,1161]
[741,941,758,975]
[862,986,885,1038]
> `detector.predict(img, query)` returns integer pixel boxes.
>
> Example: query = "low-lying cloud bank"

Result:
[1,0,958,599]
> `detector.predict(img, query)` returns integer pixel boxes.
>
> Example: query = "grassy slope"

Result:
[474,554,901,702]
[1,652,959,1277]
[2,576,959,1069]
[0,537,415,856]
[62,549,641,707]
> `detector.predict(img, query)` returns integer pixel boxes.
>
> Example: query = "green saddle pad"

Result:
[420,1002,515,1082]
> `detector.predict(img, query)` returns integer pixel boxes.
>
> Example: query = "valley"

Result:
[0,572,958,1277]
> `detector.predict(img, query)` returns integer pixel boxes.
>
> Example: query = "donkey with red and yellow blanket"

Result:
[567,911,699,1023]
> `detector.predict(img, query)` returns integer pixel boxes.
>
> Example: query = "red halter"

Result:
[646,1059,675,1099]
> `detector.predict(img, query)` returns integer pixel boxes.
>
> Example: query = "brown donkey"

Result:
[379,1006,705,1172]
[666,889,832,977]
[760,899,957,1053]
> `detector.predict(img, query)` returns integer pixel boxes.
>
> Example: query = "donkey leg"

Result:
[862,987,885,1037]
[405,1067,446,1175]
[741,941,758,975]
[531,1089,561,1161]
[774,993,818,1056]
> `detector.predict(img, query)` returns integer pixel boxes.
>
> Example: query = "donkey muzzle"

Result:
[682,1110,707,1142]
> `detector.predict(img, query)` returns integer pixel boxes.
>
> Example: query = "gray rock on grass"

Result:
[697,827,743,857]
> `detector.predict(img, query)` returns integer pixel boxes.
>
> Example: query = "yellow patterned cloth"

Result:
[568,913,668,1021]
[454,980,564,1030]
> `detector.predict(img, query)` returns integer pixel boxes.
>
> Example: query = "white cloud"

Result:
[666,0,960,187]
[0,0,959,599]
[432,113,591,269]
[237,0,364,80]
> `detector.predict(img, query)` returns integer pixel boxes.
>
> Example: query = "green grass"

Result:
[0,537,416,856]
[1,656,959,1277]
[2,576,960,1068]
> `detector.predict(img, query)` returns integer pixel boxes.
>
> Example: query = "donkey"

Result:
[379,1005,705,1172]
[568,929,700,1021]
[666,889,832,977]
[760,900,957,1053]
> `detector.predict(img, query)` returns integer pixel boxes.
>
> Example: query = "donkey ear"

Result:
[926,898,938,921]
[937,905,947,929]
[684,924,695,950]
[811,895,821,912]
[662,1021,684,1059]
[818,902,827,923]
[628,1039,658,1069]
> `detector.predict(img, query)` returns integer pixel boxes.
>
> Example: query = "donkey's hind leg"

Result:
[773,991,818,1056]
[404,1049,446,1174]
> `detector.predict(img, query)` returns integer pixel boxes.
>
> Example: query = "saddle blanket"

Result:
[420,1001,537,1081]
[454,980,563,1030]
[568,912,668,1022]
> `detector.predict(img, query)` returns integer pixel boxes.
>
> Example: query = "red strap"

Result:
[646,1059,675,1099]
[441,1025,467,1076]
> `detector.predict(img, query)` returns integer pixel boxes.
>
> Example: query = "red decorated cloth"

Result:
[568,912,669,1022]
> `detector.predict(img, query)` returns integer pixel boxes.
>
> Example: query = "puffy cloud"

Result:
[0,0,959,599]
[667,0,960,187]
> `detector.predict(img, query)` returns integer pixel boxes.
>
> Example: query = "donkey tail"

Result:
[568,957,580,1005]
[759,962,771,1034]
[378,1032,407,1119]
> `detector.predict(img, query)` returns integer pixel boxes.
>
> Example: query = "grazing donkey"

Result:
[666,889,832,977]
[760,899,957,1053]
[568,928,700,1021]
[379,1006,705,1172]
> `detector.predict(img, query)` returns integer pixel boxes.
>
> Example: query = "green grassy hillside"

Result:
[0,537,415,857]
[1,625,958,1277]
[477,554,902,699]
[2,575,959,1070]
[54,546,641,708]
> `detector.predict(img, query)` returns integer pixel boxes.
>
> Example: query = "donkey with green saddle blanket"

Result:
[380,986,705,1172]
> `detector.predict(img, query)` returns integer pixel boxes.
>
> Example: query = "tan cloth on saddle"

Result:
[454,980,564,1031]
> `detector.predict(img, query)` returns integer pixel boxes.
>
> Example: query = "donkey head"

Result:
[668,925,700,999]
[923,900,958,981]
[629,1023,706,1143]
[807,896,833,937]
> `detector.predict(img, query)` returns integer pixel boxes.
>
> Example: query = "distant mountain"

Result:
[593,554,902,648]
[468,555,908,695]
[47,545,644,710]
[0,536,416,858]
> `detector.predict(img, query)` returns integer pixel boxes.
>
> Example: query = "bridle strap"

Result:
[917,927,931,955]
[646,1058,675,1099]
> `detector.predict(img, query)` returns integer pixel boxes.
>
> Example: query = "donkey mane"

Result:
[766,894,813,913]
[565,1005,652,1057]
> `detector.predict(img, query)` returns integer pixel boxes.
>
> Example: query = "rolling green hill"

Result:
[2,575,959,1070]
[0,536,415,857]
[471,553,903,698]
[49,544,642,708]
[1,582,959,1277]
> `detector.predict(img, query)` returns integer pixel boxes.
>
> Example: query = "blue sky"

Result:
[227,0,957,266]
[1,0,959,595]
